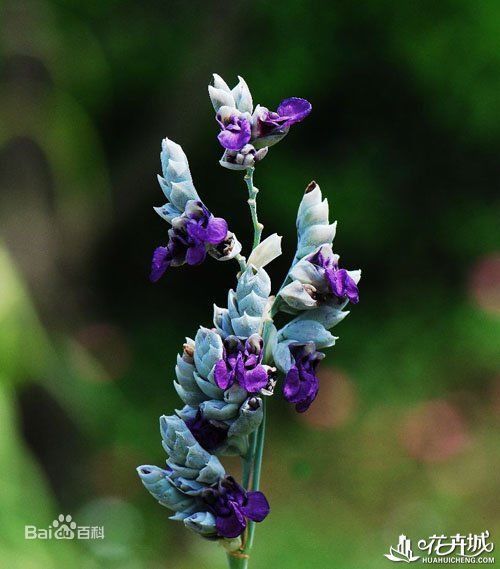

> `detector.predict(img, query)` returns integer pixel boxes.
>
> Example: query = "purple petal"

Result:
[310,248,328,269]
[186,221,207,242]
[186,242,206,265]
[289,375,314,405]
[345,274,359,304]
[325,268,346,298]
[223,476,246,505]
[216,504,246,538]
[168,231,189,266]
[205,216,228,244]
[218,116,252,150]
[282,366,300,402]
[242,491,270,522]
[234,353,246,384]
[241,365,269,393]
[276,97,312,125]
[295,392,317,413]
[244,354,259,367]
[214,359,231,390]
[150,246,171,282]
[294,370,319,413]
[226,352,239,369]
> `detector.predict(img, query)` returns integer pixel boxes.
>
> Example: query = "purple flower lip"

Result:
[283,343,324,413]
[150,245,171,283]
[203,475,270,538]
[310,248,359,304]
[150,201,228,282]
[214,334,271,394]
[217,114,252,151]
[276,97,312,127]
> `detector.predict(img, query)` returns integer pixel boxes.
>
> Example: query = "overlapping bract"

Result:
[214,264,271,339]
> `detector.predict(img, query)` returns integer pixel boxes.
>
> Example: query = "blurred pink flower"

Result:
[468,253,500,315]
[400,400,470,462]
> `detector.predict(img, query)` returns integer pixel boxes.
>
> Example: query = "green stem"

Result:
[242,431,257,489]
[226,554,249,569]
[245,397,266,550]
[244,167,263,249]
[235,253,247,273]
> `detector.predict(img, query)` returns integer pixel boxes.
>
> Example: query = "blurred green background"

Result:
[1,1,499,568]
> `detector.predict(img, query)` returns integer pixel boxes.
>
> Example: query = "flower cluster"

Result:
[272,181,361,412]
[138,284,272,538]
[137,416,269,539]
[209,74,312,170]
[139,75,360,553]
[150,138,241,281]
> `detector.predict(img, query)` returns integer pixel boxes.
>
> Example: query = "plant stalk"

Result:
[244,167,263,249]
[228,167,268,568]
[246,397,266,550]
[226,553,249,569]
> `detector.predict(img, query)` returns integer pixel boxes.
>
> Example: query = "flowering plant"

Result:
[138,74,361,568]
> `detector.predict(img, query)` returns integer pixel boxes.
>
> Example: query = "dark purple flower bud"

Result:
[283,343,325,413]
[217,113,252,151]
[150,201,229,282]
[184,409,229,452]
[219,144,268,170]
[203,475,270,538]
[214,334,271,394]
[309,248,359,304]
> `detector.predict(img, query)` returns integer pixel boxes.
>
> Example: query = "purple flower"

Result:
[214,335,271,393]
[216,98,311,152]
[310,248,359,304]
[283,343,324,413]
[150,201,228,282]
[185,409,228,452]
[252,97,312,143]
[202,475,269,538]
[184,201,228,243]
[217,114,252,151]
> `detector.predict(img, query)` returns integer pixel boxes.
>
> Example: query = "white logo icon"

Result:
[52,514,77,539]
[384,534,420,563]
